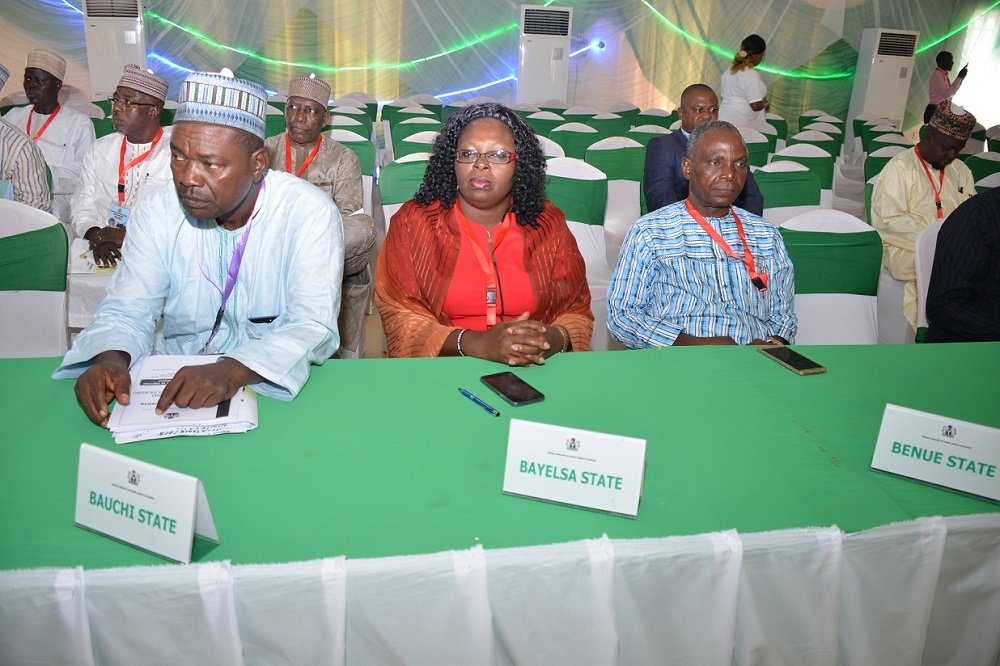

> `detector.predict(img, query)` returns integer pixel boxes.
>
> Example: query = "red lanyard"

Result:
[284,134,322,177]
[685,200,767,291]
[25,105,61,142]
[118,128,164,203]
[455,204,513,327]
[936,67,952,87]
[914,145,946,219]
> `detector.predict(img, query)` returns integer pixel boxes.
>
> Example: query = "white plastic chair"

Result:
[780,210,881,344]
[914,218,945,331]
[0,200,69,357]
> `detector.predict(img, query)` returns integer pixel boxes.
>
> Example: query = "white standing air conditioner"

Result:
[847,28,919,143]
[517,5,572,104]
[83,0,147,101]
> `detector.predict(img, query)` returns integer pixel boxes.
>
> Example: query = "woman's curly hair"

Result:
[413,102,547,228]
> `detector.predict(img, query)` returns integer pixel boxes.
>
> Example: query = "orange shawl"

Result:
[376,199,593,357]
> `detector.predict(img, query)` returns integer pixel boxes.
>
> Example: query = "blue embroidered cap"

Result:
[175,68,267,140]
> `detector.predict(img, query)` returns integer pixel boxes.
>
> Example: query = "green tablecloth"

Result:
[2,344,998,570]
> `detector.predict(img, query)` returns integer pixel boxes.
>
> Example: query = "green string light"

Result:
[145,0,998,78]
[146,9,519,72]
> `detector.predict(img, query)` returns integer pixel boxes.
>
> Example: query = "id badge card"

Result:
[107,202,132,228]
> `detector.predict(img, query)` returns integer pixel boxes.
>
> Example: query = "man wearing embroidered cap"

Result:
[264,73,376,357]
[872,100,976,332]
[71,64,173,266]
[0,61,52,211]
[3,48,95,223]
[55,69,344,428]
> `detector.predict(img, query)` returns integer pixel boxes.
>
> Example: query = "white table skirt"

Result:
[2,514,999,665]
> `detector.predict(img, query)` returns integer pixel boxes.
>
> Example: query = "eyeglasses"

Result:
[455,149,517,164]
[108,96,156,109]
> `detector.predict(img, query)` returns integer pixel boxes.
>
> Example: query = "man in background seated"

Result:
[54,69,344,427]
[0,62,51,211]
[3,49,94,223]
[71,65,173,267]
[643,83,763,215]
[871,101,975,331]
[924,186,1000,343]
[609,120,796,347]
[264,74,376,355]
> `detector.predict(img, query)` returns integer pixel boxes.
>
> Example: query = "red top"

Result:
[443,203,536,330]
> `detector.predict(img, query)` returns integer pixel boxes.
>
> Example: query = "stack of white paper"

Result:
[107,355,259,444]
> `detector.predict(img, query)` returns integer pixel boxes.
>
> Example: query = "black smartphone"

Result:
[758,345,827,375]
[481,372,545,406]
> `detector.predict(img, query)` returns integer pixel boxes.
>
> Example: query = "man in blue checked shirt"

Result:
[608,120,796,348]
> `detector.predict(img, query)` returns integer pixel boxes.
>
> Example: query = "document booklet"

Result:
[871,404,1000,503]
[75,443,219,564]
[502,419,647,517]
[106,354,258,443]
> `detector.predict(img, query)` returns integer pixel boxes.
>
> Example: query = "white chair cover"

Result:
[914,218,945,330]
[877,266,914,344]
[85,561,244,666]
[0,567,94,665]
[0,200,69,357]
[563,105,600,115]
[326,127,368,143]
[614,531,743,665]
[346,547,494,664]
[733,527,843,665]
[545,157,612,350]
[233,558,347,666]
[537,134,565,158]
[585,136,644,265]
[780,210,880,344]
[489,537,618,665]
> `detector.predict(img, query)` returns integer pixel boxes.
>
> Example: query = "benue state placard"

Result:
[871,404,1000,503]
[502,419,646,517]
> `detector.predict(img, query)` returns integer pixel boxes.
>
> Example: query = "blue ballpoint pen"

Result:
[458,388,500,417]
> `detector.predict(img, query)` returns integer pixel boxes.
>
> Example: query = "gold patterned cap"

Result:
[25,49,66,80]
[928,101,976,142]
[288,74,331,108]
[118,64,168,102]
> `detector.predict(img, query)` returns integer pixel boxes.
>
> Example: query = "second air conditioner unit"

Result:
[846,28,919,143]
[516,5,573,104]
[83,0,148,100]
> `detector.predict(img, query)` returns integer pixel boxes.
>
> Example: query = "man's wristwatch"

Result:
[766,336,787,345]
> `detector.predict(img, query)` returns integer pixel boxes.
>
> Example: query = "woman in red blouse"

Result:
[375,103,592,364]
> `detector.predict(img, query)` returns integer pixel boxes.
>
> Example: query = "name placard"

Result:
[870,404,1000,503]
[502,419,646,517]
[74,444,219,563]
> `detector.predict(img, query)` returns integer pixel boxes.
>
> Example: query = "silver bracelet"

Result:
[456,328,468,357]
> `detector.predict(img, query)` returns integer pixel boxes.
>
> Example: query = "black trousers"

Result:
[924,103,937,124]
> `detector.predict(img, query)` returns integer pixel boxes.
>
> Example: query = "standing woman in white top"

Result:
[718,34,769,127]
